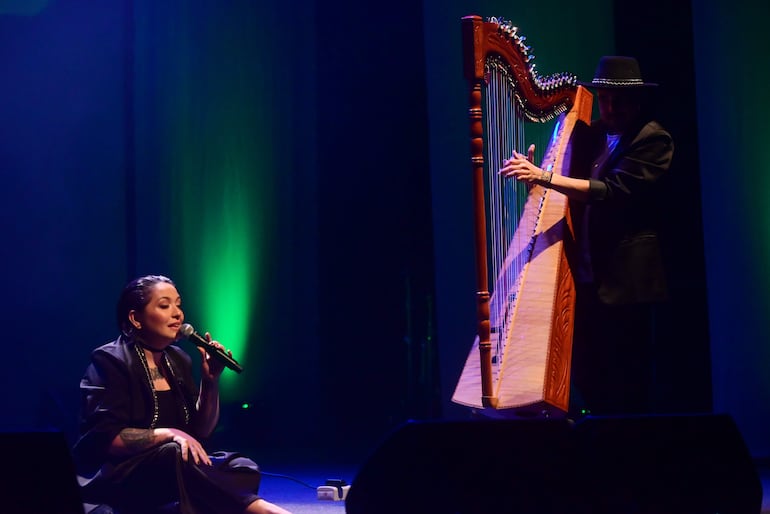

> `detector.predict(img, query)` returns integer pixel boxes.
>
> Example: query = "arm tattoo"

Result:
[119,428,157,451]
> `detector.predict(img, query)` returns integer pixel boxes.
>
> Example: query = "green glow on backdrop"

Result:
[718,10,770,366]
[151,3,275,399]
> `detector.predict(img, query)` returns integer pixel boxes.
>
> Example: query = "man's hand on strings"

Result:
[500,144,544,184]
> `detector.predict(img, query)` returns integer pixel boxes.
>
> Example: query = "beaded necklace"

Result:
[133,342,190,428]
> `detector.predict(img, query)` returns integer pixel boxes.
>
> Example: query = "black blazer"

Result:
[574,118,674,305]
[73,336,200,480]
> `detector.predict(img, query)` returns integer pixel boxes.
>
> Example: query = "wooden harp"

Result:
[452,15,593,416]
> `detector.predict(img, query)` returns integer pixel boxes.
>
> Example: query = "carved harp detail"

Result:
[452,15,593,415]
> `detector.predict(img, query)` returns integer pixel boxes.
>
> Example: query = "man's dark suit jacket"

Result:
[571,118,674,305]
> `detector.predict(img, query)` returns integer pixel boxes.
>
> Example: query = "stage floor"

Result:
[257,459,770,514]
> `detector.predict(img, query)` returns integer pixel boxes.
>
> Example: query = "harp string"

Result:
[484,61,540,381]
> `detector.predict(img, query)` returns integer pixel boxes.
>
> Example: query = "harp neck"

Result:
[462,15,577,122]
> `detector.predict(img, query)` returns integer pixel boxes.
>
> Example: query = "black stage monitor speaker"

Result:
[346,418,577,514]
[345,414,761,514]
[0,430,84,514]
[573,413,762,514]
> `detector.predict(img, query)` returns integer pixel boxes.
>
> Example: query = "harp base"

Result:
[467,401,569,421]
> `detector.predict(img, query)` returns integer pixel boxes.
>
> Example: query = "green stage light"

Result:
[151,4,276,400]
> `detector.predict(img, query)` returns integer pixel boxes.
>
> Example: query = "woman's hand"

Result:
[197,332,228,380]
[157,427,212,466]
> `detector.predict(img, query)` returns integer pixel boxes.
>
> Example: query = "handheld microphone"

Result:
[179,323,244,373]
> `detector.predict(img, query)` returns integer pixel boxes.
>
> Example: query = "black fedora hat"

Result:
[578,55,658,89]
